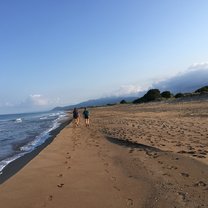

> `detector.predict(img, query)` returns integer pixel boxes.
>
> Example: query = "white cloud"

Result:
[153,67,208,93]
[118,85,142,94]
[18,94,50,109]
[4,102,14,107]
[112,84,146,97]
[0,94,63,114]
[0,101,15,108]
[28,94,49,106]
[23,94,63,108]
[110,62,208,97]
[188,62,208,70]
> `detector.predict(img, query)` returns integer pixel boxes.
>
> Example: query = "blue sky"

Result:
[0,0,208,114]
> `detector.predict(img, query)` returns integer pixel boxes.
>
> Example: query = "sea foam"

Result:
[0,111,68,173]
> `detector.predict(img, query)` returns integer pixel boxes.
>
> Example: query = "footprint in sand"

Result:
[113,186,120,191]
[105,169,109,173]
[166,165,178,170]
[57,183,64,188]
[194,181,206,187]
[129,149,134,153]
[126,198,134,207]
[163,173,171,177]
[153,153,159,158]
[111,176,116,181]
[177,192,186,201]
[180,172,189,177]
[104,162,109,167]
[48,195,53,201]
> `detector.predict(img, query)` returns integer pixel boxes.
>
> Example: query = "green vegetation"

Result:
[133,89,161,103]
[107,103,116,106]
[161,91,172,99]
[195,86,208,93]
[174,93,184,98]
[120,99,127,104]
[118,85,208,106]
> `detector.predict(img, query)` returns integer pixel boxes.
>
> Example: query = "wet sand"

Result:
[0,118,72,184]
[0,100,208,208]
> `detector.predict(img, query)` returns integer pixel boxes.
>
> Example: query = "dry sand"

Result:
[0,100,208,208]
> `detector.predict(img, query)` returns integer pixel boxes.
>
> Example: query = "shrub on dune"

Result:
[161,91,172,99]
[133,89,161,103]
[174,93,184,98]
[120,99,127,104]
[195,86,208,93]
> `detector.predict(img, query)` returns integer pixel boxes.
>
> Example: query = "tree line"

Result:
[119,85,208,104]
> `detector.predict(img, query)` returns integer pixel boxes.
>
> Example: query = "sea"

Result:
[0,111,68,173]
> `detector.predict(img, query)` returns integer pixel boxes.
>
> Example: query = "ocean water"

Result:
[0,111,68,173]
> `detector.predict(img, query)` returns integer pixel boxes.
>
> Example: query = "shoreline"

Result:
[0,101,207,207]
[0,116,72,184]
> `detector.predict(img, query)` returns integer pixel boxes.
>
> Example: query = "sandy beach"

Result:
[0,100,208,208]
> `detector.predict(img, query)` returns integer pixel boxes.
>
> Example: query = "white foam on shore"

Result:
[15,118,22,123]
[0,152,26,172]
[20,112,68,152]
[0,112,68,173]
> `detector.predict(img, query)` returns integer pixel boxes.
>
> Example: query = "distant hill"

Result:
[153,69,208,93]
[52,96,137,111]
[52,84,208,111]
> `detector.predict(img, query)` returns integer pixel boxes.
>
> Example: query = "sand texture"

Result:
[0,100,208,208]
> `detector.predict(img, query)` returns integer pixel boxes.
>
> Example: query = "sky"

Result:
[0,0,208,114]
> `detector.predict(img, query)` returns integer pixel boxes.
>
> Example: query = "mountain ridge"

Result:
[52,96,138,111]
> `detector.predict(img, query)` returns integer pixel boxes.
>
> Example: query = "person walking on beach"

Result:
[83,107,90,127]
[73,108,79,127]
